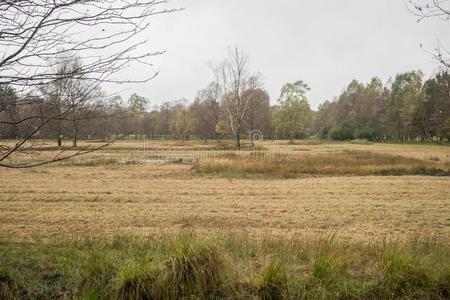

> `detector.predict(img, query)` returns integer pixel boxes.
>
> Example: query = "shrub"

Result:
[354,124,376,141]
[329,125,353,141]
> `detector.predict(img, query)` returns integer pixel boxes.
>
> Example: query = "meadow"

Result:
[1,140,450,299]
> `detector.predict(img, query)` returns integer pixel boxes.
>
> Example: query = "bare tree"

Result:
[0,0,178,168]
[39,54,104,148]
[409,0,450,68]
[213,47,260,149]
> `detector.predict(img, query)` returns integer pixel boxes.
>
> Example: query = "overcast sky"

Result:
[117,0,450,110]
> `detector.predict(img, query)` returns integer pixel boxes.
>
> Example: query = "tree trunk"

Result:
[57,123,62,148]
[72,119,77,148]
[236,132,241,150]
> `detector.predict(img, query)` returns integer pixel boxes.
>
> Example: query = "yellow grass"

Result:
[1,150,449,242]
[192,151,450,176]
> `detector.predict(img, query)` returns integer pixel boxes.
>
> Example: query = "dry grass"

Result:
[264,140,450,162]
[193,151,450,177]
[1,140,450,298]
[1,140,449,242]
[1,162,449,242]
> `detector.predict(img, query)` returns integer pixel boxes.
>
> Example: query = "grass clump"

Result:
[163,241,230,298]
[380,246,435,297]
[0,267,21,300]
[112,261,159,300]
[313,253,346,286]
[258,259,287,300]
[158,239,230,299]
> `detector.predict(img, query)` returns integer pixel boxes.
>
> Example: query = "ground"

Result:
[1,140,449,243]
[2,140,450,299]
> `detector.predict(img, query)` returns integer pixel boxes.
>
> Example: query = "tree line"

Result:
[1,57,449,147]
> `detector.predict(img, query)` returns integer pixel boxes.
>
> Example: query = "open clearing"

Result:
[1,140,449,243]
[2,140,450,299]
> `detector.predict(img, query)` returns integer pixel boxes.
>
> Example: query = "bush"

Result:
[329,125,353,141]
[354,124,376,140]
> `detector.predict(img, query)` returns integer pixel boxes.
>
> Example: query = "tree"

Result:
[128,93,148,138]
[0,85,19,139]
[213,47,260,149]
[173,107,191,140]
[189,82,221,142]
[243,88,272,137]
[422,71,450,141]
[409,1,450,68]
[272,81,312,141]
[40,54,104,148]
[386,71,424,141]
[315,100,336,139]
[0,1,177,168]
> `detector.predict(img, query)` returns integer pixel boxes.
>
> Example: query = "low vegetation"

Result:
[1,141,449,298]
[193,150,450,177]
[1,234,449,299]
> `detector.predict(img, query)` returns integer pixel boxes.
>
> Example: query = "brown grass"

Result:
[1,162,449,242]
[1,140,449,243]
[193,151,450,177]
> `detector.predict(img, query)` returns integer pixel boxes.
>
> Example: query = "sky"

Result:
[115,0,450,110]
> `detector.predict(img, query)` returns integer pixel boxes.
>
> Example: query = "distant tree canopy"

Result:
[2,69,449,144]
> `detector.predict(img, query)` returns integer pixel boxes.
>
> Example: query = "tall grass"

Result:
[158,239,230,299]
[0,267,20,300]
[193,151,450,177]
[113,260,158,300]
[258,259,287,300]
[1,233,449,299]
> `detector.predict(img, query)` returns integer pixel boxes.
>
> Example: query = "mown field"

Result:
[1,140,450,299]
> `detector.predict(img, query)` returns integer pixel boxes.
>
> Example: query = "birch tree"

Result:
[214,48,260,149]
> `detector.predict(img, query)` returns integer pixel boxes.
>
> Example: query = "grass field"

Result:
[1,140,450,299]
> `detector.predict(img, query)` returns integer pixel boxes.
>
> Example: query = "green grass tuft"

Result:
[112,260,158,300]
[158,239,230,299]
[381,247,434,296]
[0,266,20,300]
[258,259,287,300]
